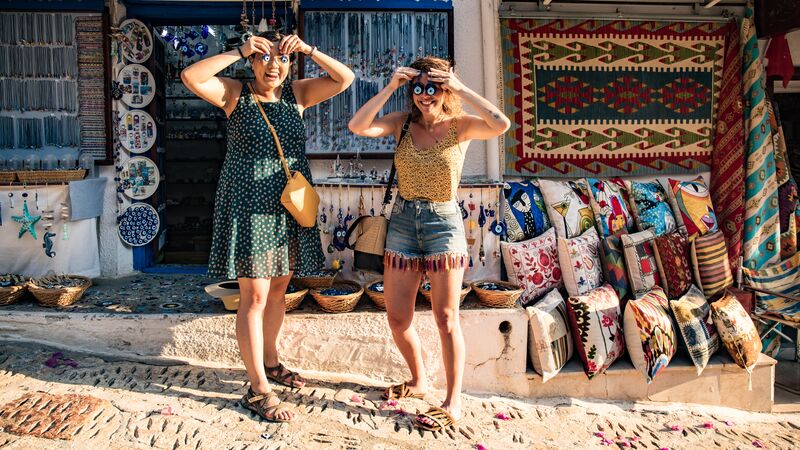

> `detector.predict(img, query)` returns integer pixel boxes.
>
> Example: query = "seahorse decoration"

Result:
[43,231,56,258]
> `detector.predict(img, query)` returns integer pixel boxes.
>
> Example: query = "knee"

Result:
[433,308,459,334]
[387,311,413,332]
[241,292,269,310]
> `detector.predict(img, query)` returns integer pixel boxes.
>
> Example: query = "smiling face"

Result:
[249,40,291,89]
[411,74,445,117]
[408,56,461,122]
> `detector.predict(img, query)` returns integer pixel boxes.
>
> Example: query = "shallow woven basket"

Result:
[311,280,363,313]
[284,287,309,312]
[27,275,91,308]
[292,270,338,289]
[471,280,524,308]
[0,285,27,306]
[0,172,16,183]
[16,169,86,184]
[419,283,471,305]
[365,280,386,310]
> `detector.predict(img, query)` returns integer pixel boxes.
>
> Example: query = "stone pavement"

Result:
[0,343,798,450]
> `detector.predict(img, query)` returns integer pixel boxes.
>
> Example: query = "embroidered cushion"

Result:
[653,232,693,299]
[625,180,677,236]
[742,252,800,322]
[502,180,551,242]
[500,228,563,305]
[558,227,603,297]
[538,179,595,239]
[526,289,574,383]
[623,287,677,383]
[587,177,634,237]
[669,285,720,375]
[690,230,733,297]
[599,235,631,304]
[621,230,662,298]
[565,284,626,379]
[711,292,762,370]
[667,176,719,239]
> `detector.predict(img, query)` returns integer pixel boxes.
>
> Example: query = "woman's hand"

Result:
[239,36,274,58]
[427,68,465,94]
[388,67,420,90]
[280,34,313,55]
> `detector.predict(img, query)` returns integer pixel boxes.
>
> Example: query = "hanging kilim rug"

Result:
[501,18,729,177]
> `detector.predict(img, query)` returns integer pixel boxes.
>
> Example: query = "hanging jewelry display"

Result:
[117,202,160,246]
[60,201,70,240]
[119,19,153,63]
[76,14,107,159]
[117,64,155,108]
[121,156,160,200]
[118,110,157,153]
[478,189,486,266]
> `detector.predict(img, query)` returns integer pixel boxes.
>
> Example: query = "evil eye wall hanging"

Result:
[119,19,153,63]
[117,203,160,247]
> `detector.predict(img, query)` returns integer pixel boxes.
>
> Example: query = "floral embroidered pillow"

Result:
[621,230,662,298]
[670,285,720,375]
[503,180,552,242]
[526,289,574,383]
[500,228,563,305]
[538,179,596,239]
[667,176,718,239]
[711,292,762,371]
[587,178,634,237]
[558,227,603,297]
[653,232,693,299]
[625,180,677,236]
[565,284,625,379]
[623,287,677,383]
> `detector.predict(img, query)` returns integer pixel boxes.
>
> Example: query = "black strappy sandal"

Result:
[240,388,295,423]
[264,363,306,388]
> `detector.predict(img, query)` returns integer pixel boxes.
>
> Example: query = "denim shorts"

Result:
[384,196,469,272]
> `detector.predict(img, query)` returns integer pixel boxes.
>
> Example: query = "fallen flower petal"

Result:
[160,406,177,416]
[52,352,64,359]
[752,440,765,448]
[495,412,511,420]
[594,432,605,438]
[620,441,631,447]
[631,436,641,442]
[724,420,735,426]
[601,438,614,446]
[475,443,488,450]
[670,425,683,432]
[660,447,671,450]
[350,394,363,404]
[703,422,715,429]
[44,358,59,368]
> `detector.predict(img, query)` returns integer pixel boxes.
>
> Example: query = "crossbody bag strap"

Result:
[249,82,292,179]
[381,114,412,214]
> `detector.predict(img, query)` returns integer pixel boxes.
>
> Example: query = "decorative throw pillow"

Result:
[558,227,603,297]
[626,180,678,236]
[526,289,574,383]
[587,178,634,237]
[742,251,800,322]
[667,176,719,239]
[711,292,762,371]
[653,232,693,299]
[621,230,662,298]
[500,228,563,305]
[669,285,720,375]
[503,180,551,242]
[538,179,595,239]
[623,287,677,383]
[599,235,631,304]
[690,230,733,297]
[565,284,626,379]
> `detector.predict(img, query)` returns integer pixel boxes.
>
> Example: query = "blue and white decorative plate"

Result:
[118,203,160,246]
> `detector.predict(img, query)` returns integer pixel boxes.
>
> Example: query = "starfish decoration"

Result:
[12,200,41,240]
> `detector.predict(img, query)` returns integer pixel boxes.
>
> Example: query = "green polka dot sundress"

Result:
[207,82,325,279]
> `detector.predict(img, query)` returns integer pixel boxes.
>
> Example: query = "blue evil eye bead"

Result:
[413,83,423,95]
[183,48,195,58]
[159,28,175,43]
[426,85,436,96]
[201,25,210,39]
[279,54,290,64]
[187,29,199,40]
[195,42,208,56]
[490,220,506,236]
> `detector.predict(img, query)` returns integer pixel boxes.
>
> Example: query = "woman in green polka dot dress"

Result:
[182,31,354,422]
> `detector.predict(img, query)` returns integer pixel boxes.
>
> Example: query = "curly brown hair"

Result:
[408,56,462,122]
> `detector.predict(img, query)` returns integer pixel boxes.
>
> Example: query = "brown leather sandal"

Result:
[382,382,426,400]
[264,363,306,389]
[240,389,295,423]
[414,406,457,431]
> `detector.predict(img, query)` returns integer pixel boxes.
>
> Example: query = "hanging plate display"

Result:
[118,110,157,153]
[121,156,160,200]
[118,203,160,246]
[119,19,153,63]
[117,64,155,108]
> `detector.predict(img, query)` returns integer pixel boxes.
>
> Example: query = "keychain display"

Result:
[118,202,160,246]
[117,64,155,108]
[118,110,157,153]
[119,19,153,63]
[121,156,160,200]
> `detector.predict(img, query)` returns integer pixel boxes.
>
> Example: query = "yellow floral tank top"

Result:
[395,119,466,202]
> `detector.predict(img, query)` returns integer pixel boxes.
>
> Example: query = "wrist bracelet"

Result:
[236,46,245,59]
[307,46,317,58]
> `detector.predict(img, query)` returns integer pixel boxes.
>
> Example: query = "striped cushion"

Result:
[526,289,574,383]
[742,251,800,322]
[690,230,733,297]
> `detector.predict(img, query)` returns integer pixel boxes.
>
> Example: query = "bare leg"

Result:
[383,265,427,395]
[260,272,305,388]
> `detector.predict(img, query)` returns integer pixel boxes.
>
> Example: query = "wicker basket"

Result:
[0,285,27,306]
[15,169,86,184]
[0,172,16,183]
[292,270,338,289]
[419,282,471,305]
[27,275,91,308]
[365,280,387,310]
[471,280,524,308]
[284,286,309,312]
[311,280,363,313]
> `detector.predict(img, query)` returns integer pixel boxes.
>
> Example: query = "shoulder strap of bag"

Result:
[249,82,292,180]
[381,115,412,213]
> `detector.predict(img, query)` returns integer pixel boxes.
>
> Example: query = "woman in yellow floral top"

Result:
[349,56,510,430]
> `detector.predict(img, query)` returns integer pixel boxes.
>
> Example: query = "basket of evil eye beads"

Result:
[27,275,92,308]
[470,280,524,308]
[311,280,364,313]
[418,280,471,305]
[291,269,339,290]
[365,279,388,310]
[0,274,28,306]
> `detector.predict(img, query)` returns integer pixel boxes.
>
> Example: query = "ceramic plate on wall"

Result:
[117,64,155,108]
[119,19,153,63]
[118,110,157,153]
[121,156,160,200]
[118,203,160,246]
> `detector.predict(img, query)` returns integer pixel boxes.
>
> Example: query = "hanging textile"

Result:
[767,96,800,259]
[765,34,794,89]
[710,20,745,271]
[741,4,780,270]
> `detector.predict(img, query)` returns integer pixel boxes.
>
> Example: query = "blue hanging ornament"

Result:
[490,220,506,237]
[43,231,56,257]
[12,200,41,240]
[201,25,210,39]
[459,200,468,220]
[194,42,208,56]
[159,28,175,43]
[187,29,199,40]
[478,204,486,228]
[332,225,348,251]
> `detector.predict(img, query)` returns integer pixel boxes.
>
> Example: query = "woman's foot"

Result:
[264,363,306,389]
[415,402,461,430]
[241,388,295,422]
[383,380,428,400]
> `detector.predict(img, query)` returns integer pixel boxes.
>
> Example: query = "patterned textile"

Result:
[527,289,574,383]
[626,181,677,236]
[500,228,563,305]
[538,179,595,239]
[624,287,676,383]
[75,15,107,159]
[667,176,719,239]
[621,230,661,298]
[742,251,800,323]
[503,180,551,242]
[778,180,799,259]
[558,227,603,297]
[565,284,625,379]
[587,178,634,237]
[710,20,745,272]
[690,230,734,297]
[711,293,762,370]
[653,232,693,299]
[500,18,728,177]
[742,6,780,270]
[600,235,631,305]
[669,285,720,375]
